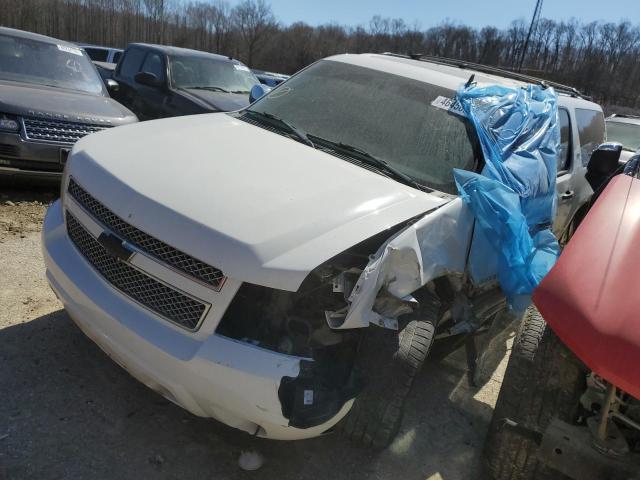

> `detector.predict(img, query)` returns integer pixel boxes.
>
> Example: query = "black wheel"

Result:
[338,296,438,449]
[484,305,587,480]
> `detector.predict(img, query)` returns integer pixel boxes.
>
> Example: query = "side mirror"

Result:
[624,153,640,177]
[586,142,623,191]
[134,71,162,88]
[249,84,271,103]
[105,78,119,94]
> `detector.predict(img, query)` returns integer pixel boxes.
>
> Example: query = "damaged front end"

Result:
[215,223,416,429]
[215,197,507,431]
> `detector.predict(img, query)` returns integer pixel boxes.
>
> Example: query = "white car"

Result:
[43,53,605,447]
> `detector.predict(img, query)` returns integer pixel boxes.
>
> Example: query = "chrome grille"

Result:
[68,178,226,290]
[23,117,109,144]
[66,212,207,330]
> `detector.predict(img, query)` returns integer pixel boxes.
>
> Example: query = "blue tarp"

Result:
[453,83,561,311]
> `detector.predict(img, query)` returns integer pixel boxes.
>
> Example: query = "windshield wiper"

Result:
[308,134,430,192]
[189,86,230,93]
[245,110,314,147]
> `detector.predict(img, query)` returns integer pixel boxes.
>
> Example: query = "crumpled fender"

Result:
[334,198,473,329]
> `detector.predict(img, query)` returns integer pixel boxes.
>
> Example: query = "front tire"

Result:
[339,298,438,449]
[484,306,587,480]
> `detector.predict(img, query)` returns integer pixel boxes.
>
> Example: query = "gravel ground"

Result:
[0,186,513,480]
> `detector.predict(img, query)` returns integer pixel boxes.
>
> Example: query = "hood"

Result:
[69,113,448,291]
[534,175,640,399]
[179,88,251,112]
[0,80,137,126]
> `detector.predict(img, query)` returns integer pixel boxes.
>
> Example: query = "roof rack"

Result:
[381,52,590,100]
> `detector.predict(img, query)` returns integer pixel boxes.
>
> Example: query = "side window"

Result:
[140,52,166,81]
[558,109,571,173]
[84,48,108,62]
[575,108,605,166]
[112,51,122,63]
[118,48,146,80]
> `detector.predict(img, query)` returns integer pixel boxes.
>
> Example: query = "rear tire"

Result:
[484,306,587,480]
[339,297,438,449]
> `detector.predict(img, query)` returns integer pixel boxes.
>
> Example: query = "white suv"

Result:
[43,53,605,447]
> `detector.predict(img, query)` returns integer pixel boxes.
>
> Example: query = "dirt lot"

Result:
[0,185,513,480]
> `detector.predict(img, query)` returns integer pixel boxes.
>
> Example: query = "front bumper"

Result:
[42,200,351,440]
[0,131,67,181]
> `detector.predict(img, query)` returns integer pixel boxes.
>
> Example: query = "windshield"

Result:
[0,34,104,95]
[170,55,259,93]
[606,120,640,152]
[246,60,481,194]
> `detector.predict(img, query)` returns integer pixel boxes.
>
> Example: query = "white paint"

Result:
[48,53,603,442]
[42,201,352,439]
[57,44,83,56]
[431,95,466,117]
[69,113,446,292]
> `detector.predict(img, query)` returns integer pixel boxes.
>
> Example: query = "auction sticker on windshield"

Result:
[57,44,83,56]
[431,96,466,117]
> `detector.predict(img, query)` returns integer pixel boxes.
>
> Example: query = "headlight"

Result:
[0,113,20,132]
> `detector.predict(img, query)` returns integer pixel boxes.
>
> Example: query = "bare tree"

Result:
[2,0,640,111]
[231,0,275,66]
[210,1,232,54]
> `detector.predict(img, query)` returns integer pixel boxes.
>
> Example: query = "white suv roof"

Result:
[327,53,600,111]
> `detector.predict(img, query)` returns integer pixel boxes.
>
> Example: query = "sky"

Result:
[226,0,638,29]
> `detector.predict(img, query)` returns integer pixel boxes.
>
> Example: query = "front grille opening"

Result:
[66,212,208,330]
[23,117,109,144]
[67,178,226,290]
[0,143,19,158]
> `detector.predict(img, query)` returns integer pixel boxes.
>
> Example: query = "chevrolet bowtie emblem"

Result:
[97,232,134,261]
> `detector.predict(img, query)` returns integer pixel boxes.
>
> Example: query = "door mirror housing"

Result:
[105,78,119,94]
[586,142,623,191]
[249,84,271,103]
[134,71,162,88]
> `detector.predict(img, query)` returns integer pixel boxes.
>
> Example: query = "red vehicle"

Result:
[485,146,640,480]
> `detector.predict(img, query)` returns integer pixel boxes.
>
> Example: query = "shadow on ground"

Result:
[0,182,58,204]
[0,309,503,480]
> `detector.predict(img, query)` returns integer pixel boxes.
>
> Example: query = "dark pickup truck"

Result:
[111,44,261,120]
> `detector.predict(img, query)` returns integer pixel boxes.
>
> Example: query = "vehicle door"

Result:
[553,108,577,236]
[554,107,606,236]
[133,51,171,120]
[112,47,147,116]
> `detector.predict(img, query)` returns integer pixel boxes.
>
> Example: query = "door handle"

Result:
[560,190,575,200]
